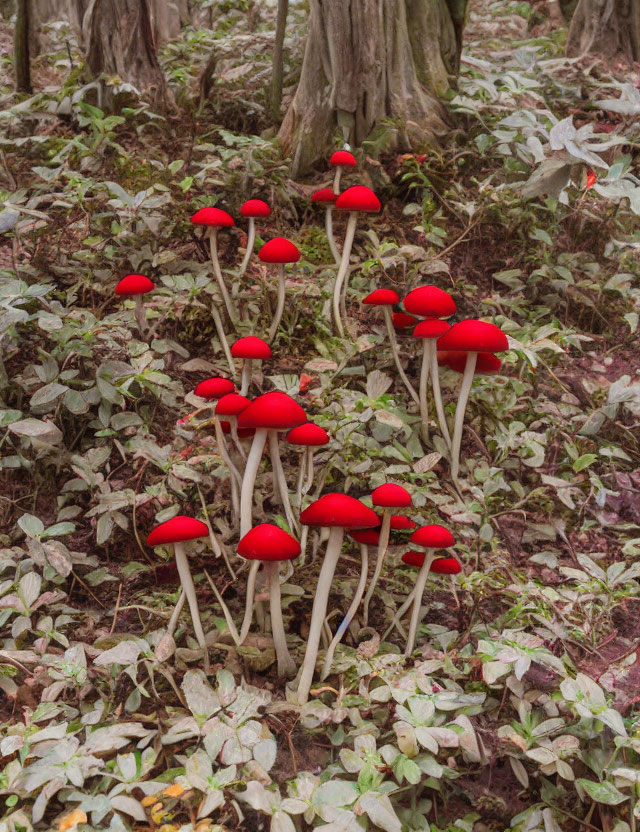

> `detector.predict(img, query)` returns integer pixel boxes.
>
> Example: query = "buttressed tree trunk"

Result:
[566,0,640,60]
[85,0,169,112]
[278,0,466,176]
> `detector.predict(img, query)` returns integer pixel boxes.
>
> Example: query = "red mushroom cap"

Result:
[437,320,508,353]
[215,393,252,416]
[191,207,235,228]
[285,422,330,446]
[241,199,270,218]
[413,319,451,340]
[335,185,381,214]
[390,515,417,531]
[410,524,455,549]
[147,515,208,546]
[238,391,307,430]
[431,556,462,575]
[194,377,235,400]
[371,483,412,508]
[442,351,502,375]
[231,336,272,360]
[363,288,400,306]
[330,150,357,168]
[402,550,451,569]
[300,493,379,529]
[220,421,255,437]
[404,286,456,318]
[311,188,338,204]
[115,274,154,296]
[350,528,382,545]
[238,523,301,562]
[393,312,419,330]
[258,237,301,264]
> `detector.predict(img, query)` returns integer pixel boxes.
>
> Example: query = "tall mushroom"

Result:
[191,207,237,324]
[285,421,330,506]
[257,237,301,342]
[147,516,211,672]
[238,199,271,279]
[237,392,307,537]
[413,319,451,445]
[215,392,251,462]
[311,188,340,265]
[362,483,412,627]
[330,149,357,193]
[363,288,419,406]
[332,186,381,337]
[439,350,502,376]
[231,336,272,396]
[295,493,379,704]
[115,274,154,336]
[436,320,508,480]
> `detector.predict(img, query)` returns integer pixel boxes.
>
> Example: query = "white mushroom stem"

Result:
[382,584,418,642]
[430,342,452,450]
[197,484,236,580]
[240,427,269,537]
[265,561,297,678]
[205,559,260,645]
[325,207,340,265]
[382,307,420,406]
[450,351,478,480]
[419,339,431,443]
[173,542,209,673]
[133,295,147,336]
[238,216,256,278]
[268,263,286,342]
[295,526,344,704]
[362,510,391,627]
[214,417,241,520]
[332,212,358,337]
[240,359,253,396]
[405,550,436,658]
[208,228,237,324]
[211,304,235,377]
[166,588,186,637]
[332,167,342,194]
[269,431,298,533]
[304,448,315,495]
[321,542,369,680]
[229,418,247,463]
[450,575,460,607]
[295,447,308,508]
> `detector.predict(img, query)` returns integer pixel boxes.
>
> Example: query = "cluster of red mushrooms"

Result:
[113,149,511,702]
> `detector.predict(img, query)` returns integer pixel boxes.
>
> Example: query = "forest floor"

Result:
[1,1,640,831]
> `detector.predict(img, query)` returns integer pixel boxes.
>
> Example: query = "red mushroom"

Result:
[393,312,419,331]
[332,186,381,337]
[312,188,340,265]
[296,493,379,703]
[330,149,357,194]
[215,392,251,462]
[115,274,154,336]
[439,351,502,375]
[191,207,237,324]
[238,199,271,278]
[258,237,301,342]
[413,319,452,446]
[437,320,509,480]
[285,421,330,506]
[231,336,272,396]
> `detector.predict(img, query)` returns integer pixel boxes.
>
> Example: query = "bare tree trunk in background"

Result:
[28,0,86,53]
[278,0,466,177]
[85,0,170,112]
[566,0,640,59]
[271,0,288,119]
[150,0,181,45]
[15,0,31,92]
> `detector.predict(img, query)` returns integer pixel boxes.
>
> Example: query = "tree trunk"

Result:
[150,0,181,45]
[566,0,640,60]
[15,0,31,93]
[278,0,465,176]
[85,0,170,112]
[271,0,288,120]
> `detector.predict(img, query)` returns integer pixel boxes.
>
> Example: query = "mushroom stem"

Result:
[325,206,340,265]
[382,307,420,406]
[205,560,260,645]
[208,228,237,324]
[265,561,297,678]
[197,483,236,580]
[321,542,368,680]
[429,341,452,450]
[450,351,478,480]
[173,542,209,673]
[333,167,342,194]
[229,418,247,463]
[240,359,253,396]
[332,212,358,337]
[238,216,256,278]
[268,263,286,342]
[450,575,460,607]
[133,295,147,337]
[404,550,435,658]
[240,427,269,537]
[211,304,236,378]
[295,526,344,704]
[269,430,298,533]
[362,510,391,627]
[419,340,431,443]
[304,448,315,495]
[214,418,242,519]
[382,584,418,642]
[295,447,308,509]
[166,588,186,637]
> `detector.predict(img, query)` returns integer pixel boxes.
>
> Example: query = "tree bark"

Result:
[278,0,465,177]
[85,0,169,111]
[271,0,289,119]
[150,0,181,45]
[566,0,640,60]
[15,0,31,93]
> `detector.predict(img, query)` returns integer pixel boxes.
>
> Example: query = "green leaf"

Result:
[577,779,628,805]
[573,454,598,472]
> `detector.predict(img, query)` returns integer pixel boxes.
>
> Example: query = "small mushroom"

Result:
[191,207,237,324]
[215,392,251,462]
[430,555,462,607]
[393,312,419,331]
[311,187,340,264]
[115,274,154,336]
[285,421,330,506]
[147,516,211,672]
[231,336,272,396]
[257,237,301,342]
[329,149,357,194]
[413,319,452,445]
[238,199,271,278]
[193,377,235,420]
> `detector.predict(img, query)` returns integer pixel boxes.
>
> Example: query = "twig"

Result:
[109,583,123,634]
